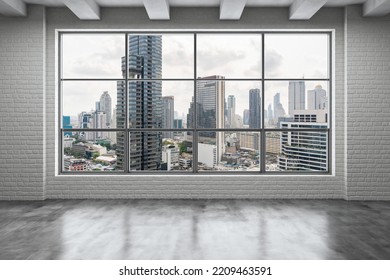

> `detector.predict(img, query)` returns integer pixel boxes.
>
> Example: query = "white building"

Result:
[307,85,327,110]
[198,142,217,168]
[162,145,179,171]
[278,110,328,171]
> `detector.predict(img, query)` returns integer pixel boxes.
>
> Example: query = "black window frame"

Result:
[58,30,332,175]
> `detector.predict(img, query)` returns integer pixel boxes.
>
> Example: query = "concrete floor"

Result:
[0,199,389,260]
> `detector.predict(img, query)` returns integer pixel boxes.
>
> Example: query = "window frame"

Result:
[58,30,333,175]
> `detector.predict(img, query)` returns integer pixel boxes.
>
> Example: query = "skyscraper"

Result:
[162,96,174,139]
[188,75,225,164]
[288,81,305,115]
[249,88,261,129]
[243,109,250,126]
[267,104,273,120]
[117,35,162,170]
[227,95,236,128]
[99,91,112,127]
[307,85,327,110]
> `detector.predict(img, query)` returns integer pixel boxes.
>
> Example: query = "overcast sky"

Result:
[62,33,329,122]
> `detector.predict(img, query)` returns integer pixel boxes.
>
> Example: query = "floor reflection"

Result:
[0,200,389,259]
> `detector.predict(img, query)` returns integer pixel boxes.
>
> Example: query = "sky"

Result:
[62,33,329,122]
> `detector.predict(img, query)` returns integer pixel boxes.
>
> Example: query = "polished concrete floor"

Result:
[0,199,389,260]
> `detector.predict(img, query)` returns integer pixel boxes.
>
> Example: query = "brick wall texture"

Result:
[346,6,390,200]
[0,4,387,200]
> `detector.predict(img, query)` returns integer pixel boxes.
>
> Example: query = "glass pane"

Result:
[193,80,263,129]
[129,131,193,172]
[126,34,194,79]
[266,131,328,172]
[265,34,329,78]
[62,34,125,79]
[63,131,122,172]
[62,81,121,129]
[127,81,193,129]
[198,131,261,172]
[264,81,329,128]
[197,34,262,79]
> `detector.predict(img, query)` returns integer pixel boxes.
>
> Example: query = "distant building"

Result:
[227,95,236,128]
[267,104,273,120]
[243,109,250,125]
[239,132,260,151]
[64,157,87,171]
[173,119,183,129]
[307,85,327,110]
[198,143,217,168]
[249,88,261,129]
[63,116,72,137]
[161,145,179,171]
[288,81,305,115]
[99,91,112,127]
[162,96,174,139]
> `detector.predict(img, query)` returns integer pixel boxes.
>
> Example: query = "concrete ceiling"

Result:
[0,0,389,20]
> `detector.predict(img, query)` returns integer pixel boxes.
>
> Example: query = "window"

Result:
[59,31,331,174]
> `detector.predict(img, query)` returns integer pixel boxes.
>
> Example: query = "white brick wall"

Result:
[0,6,45,200]
[346,6,390,200]
[44,7,346,199]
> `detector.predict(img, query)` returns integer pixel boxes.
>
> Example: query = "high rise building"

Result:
[227,95,236,128]
[99,91,112,127]
[173,119,183,129]
[243,109,250,126]
[288,81,305,115]
[249,88,261,129]
[273,92,286,124]
[307,85,327,110]
[162,96,174,139]
[63,116,72,137]
[267,104,273,120]
[188,75,225,164]
[117,35,162,170]
[278,110,328,171]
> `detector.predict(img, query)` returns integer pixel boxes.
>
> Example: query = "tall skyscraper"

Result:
[227,95,236,128]
[307,85,327,110]
[249,88,261,129]
[188,75,225,164]
[273,92,286,126]
[243,109,250,126]
[267,104,273,120]
[288,81,305,115]
[117,35,163,170]
[63,116,72,137]
[99,91,112,127]
[162,96,174,139]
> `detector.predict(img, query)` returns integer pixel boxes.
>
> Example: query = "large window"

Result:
[59,31,331,174]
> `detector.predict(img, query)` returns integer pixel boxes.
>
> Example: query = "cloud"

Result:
[265,50,283,76]
[197,49,245,75]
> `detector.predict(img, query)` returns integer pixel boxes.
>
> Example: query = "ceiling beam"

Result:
[63,0,100,20]
[289,0,328,20]
[0,0,26,16]
[143,0,170,20]
[220,0,247,20]
[363,0,390,16]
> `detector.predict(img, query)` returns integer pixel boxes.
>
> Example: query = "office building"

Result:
[117,35,163,170]
[278,110,327,171]
[99,91,112,127]
[162,96,174,139]
[288,81,305,115]
[307,85,327,110]
[249,88,261,128]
